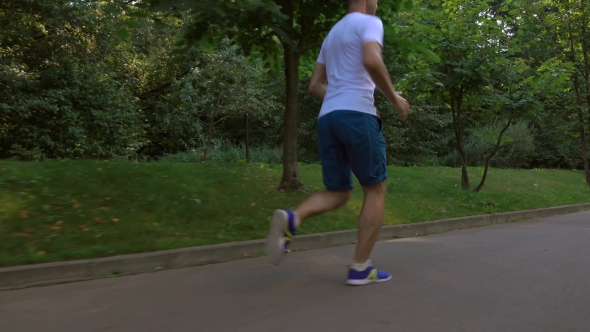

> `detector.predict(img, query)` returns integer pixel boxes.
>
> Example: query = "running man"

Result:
[266,0,410,286]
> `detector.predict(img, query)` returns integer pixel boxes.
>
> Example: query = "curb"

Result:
[1,203,589,290]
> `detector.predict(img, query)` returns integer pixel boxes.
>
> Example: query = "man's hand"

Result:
[391,91,409,121]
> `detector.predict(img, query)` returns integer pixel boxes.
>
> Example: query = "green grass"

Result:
[0,160,588,267]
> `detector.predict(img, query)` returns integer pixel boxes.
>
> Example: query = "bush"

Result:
[379,100,454,166]
[442,121,535,168]
[0,60,141,160]
[159,142,283,164]
[528,111,584,169]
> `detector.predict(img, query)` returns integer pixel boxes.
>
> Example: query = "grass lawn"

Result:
[0,160,589,267]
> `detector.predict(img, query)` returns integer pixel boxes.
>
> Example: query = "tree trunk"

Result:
[277,0,304,192]
[568,10,590,186]
[575,79,590,185]
[474,118,513,192]
[450,91,470,189]
[202,94,220,161]
[576,106,590,185]
[245,112,250,164]
[459,148,470,190]
[277,43,305,191]
[580,0,590,185]
[202,114,215,161]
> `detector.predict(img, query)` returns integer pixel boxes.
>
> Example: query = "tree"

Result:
[181,41,281,160]
[544,0,590,185]
[107,5,209,157]
[139,0,411,191]
[396,0,570,191]
[398,0,506,189]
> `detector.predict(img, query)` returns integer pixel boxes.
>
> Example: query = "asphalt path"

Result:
[2,211,590,332]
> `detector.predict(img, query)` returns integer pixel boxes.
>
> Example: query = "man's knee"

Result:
[343,189,353,202]
[330,189,353,205]
[362,180,387,196]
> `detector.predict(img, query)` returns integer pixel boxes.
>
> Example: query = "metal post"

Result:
[245,112,250,164]
[245,74,250,165]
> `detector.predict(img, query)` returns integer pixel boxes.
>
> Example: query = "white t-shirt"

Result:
[317,12,384,118]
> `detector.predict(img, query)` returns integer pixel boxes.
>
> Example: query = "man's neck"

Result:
[348,4,366,14]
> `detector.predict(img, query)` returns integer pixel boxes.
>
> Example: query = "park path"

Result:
[1,211,590,332]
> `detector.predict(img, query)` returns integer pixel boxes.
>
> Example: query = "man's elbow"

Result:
[362,57,380,73]
[308,83,315,94]
[308,83,321,96]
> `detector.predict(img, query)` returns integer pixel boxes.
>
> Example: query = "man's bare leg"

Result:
[354,180,387,263]
[266,189,351,264]
[294,190,352,222]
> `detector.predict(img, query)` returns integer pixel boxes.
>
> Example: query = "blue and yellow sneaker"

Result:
[346,265,392,286]
[266,209,298,265]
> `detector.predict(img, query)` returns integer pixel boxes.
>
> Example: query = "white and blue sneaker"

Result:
[266,209,298,265]
[346,265,392,286]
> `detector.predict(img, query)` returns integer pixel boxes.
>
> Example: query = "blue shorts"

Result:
[317,110,387,191]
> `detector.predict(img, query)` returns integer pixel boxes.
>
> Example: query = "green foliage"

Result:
[137,39,281,157]
[0,0,141,160]
[378,98,454,166]
[0,61,140,160]
[1,0,588,183]
[444,121,535,169]
[138,0,415,190]
[529,110,584,170]
[392,0,576,189]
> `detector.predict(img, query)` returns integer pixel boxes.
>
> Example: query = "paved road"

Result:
[2,211,590,332]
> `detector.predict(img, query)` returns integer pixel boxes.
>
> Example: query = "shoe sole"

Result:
[346,275,392,286]
[266,209,288,265]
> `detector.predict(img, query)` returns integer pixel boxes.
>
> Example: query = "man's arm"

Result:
[362,41,409,120]
[308,62,327,100]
